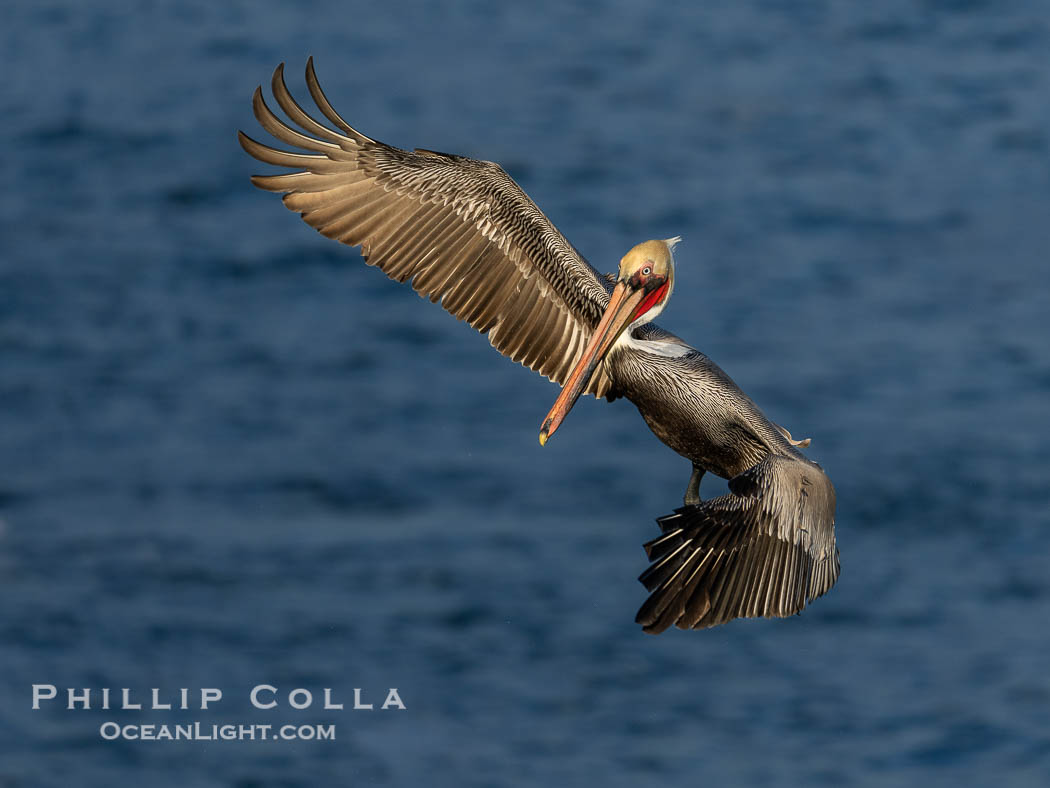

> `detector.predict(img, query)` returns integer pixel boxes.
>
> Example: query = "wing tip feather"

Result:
[241,60,613,393]
[635,456,838,633]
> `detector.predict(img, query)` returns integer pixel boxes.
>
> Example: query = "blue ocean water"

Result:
[2,0,1048,785]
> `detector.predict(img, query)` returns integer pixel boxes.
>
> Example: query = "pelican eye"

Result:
[642,266,652,275]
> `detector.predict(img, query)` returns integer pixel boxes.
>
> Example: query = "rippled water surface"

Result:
[2,1,1049,785]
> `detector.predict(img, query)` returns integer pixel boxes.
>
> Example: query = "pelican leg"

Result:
[683,464,705,507]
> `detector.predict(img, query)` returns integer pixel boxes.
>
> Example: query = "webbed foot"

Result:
[683,464,704,507]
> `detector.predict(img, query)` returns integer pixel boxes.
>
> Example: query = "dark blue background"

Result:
[2,1,1048,785]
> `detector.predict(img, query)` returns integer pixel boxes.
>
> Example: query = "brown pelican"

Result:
[239,60,839,633]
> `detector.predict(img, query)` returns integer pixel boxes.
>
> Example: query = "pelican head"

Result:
[614,237,678,329]
[539,237,681,445]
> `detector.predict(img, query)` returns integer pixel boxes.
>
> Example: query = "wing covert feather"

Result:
[241,60,615,395]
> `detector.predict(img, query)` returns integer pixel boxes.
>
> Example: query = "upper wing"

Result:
[635,454,839,633]
[239,59,616,396]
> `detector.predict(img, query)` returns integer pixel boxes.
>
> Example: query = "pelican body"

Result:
[240,61,839,633]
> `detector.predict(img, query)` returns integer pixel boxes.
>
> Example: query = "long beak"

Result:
[539,281,644,445]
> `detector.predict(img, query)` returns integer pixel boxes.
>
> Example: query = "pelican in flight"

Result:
[239,60,839,633]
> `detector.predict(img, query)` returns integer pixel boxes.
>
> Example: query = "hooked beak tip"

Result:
[538,420,551,446]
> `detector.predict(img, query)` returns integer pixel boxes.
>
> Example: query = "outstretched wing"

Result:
[239,59,616,396]
[636,454,839,633]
